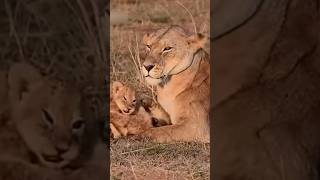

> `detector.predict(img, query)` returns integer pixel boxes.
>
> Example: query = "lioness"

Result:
[140,25,210,143]
[110,81,153,138]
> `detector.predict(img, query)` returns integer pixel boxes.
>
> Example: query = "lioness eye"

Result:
[163,47,172,52]
[123,97,127,101]
[146,45,151,49]
[41,109,54,125]
[72,120,85,130]
[133,99,136,103]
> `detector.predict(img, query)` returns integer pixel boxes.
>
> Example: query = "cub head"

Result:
[111,81,137,115]
[8,62,86,168]
[110,106,153,138]
[142,25,207,85]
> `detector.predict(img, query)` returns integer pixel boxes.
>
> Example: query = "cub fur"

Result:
[110,81,153,138]
[8,62,86,168]
[0,62,107,180]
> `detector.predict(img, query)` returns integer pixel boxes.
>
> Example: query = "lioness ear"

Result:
[8,62,43,104]
[142,33,150,45]
[187,33,207,50]
[112,81,123,95]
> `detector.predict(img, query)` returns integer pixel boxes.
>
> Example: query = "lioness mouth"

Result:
[42,154,64,163]
[145,75,156,78]
[145,74,164,79]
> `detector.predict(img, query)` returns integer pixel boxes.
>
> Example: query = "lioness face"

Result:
[142,26,206,85]
[12,82,85,168]
[111,81,137,115]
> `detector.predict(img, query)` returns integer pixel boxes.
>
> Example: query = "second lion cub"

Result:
[110,81,153,138]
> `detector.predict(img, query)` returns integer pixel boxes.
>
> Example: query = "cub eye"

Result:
[41,109,54,125]
[72,120,85,130]
[163,47,172,52]
[146,45,151,49]
[123,97,127,101]
[132,99,136,103]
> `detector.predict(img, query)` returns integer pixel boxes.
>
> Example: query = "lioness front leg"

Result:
[143,102,209,143]
[142,118,207,143]
[142,122,191,143]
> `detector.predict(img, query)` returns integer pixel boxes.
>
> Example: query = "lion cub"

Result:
[110,81,153,138]
[0,62,109,180]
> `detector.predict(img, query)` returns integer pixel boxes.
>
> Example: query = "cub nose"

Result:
[143,64,155,72]
[123,109,130,113]
[55,140,71,154]
[56,145,69,154]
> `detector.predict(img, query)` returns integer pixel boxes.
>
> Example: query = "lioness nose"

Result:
[144,64,154,72]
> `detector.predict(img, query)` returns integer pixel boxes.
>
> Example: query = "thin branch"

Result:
[175,1,197,34]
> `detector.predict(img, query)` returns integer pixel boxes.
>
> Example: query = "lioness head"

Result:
[142,25,207,85]
[111,81,137,115]
[8,62,86,168]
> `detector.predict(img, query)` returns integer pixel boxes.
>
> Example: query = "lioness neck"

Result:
[157,49,209,123]
[158,49,208,97]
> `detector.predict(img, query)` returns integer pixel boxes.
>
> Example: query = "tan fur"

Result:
[141,25,210,143]
[141,98,171,126]
[7,62,86,169]
[110,122,122,138]
[111,81,137,115]
[0,62,106,179]
[211,1,320,179]
[110,81,153,138]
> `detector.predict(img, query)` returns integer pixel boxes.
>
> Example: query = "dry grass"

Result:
[110,0,210,179]
[0,0,106,91]
[111,138,210,180]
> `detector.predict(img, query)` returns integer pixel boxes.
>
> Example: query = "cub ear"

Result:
[8,62,43,104]
[187,33,207,50]
[112,81,123,95]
